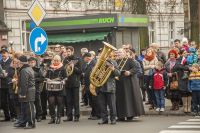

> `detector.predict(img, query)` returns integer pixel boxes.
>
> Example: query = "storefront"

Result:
[26,14,148,55]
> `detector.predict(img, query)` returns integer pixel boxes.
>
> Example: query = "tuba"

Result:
[90,42,117,95]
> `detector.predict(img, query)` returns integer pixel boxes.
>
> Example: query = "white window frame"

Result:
[149,21,156,44]
[168,21,175,44]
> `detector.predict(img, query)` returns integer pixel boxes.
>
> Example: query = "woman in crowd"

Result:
[143,48,158,109]
[173,49,191,113]
[46,55,67,124]
[165,49,180,110]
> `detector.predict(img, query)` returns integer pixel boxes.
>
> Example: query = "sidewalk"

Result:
[80,99,193,116]
[0,99,193,118]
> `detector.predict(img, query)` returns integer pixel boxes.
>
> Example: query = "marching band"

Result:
[0,42,145,129]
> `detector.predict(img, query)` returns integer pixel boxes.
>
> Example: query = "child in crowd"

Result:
[187,47,198,66]
[188,63,200,116]
[150,61,168,112]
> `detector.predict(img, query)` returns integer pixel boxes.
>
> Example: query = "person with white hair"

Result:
[80,48,88,56]
[181,37,189,52]
[45,55,67,124]
[89,51,96,60]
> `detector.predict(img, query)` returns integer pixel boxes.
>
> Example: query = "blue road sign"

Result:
[29,27,48,55]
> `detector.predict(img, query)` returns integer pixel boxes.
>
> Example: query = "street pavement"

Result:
[159,117,200,133]
[0,116,193,133]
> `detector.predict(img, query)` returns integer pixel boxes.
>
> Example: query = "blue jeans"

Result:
[154,89,165,108]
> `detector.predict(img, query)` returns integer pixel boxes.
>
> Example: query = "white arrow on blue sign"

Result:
[29,27,48,55]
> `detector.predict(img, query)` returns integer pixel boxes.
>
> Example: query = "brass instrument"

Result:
[13,68,18,94]
[65,60,78,76]
[115,57,128,80]
[89,42,117,95]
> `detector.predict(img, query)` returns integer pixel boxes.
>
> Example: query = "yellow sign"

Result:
[115,0,123,8]
[28,0,46,26]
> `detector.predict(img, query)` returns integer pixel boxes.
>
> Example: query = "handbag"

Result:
[170,73,179,90]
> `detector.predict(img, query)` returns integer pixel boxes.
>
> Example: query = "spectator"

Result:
[150,61,168,112]
[188,63,200,116]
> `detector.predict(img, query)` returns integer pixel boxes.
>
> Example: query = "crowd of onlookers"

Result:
[136,37,200,115]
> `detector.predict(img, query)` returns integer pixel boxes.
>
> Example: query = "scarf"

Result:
[50,63,63,70]
[144,52,155,61]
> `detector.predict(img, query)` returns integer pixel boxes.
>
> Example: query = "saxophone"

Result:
[89,42,117,95]
[13,68,18,94]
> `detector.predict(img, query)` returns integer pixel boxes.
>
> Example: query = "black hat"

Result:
[28,57,37,62]
[0,48,8,53]
[130,48,136,53]
[19,55,28,63]
[83,52,91,58]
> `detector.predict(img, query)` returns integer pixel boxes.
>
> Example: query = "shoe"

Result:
[74,117,79,122]
[127,117,133,121]
[48,119,55,124]
[145,102,150,105]
[111,119,116,125]
[160,108,165,112]
[56,118,61,124]
[156,108,160,112]
[41,116,46,120]
[14,123,26,128]
[149,105,154,110]
[117,118,125,121]
[88,116,100,120]
[11,118,16,122]
[63,117,73,122]
[24,123,36,129]
[37,117,42,122]
[98,120,108,125]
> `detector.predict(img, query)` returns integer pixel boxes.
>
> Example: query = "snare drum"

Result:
[46,80,65,91]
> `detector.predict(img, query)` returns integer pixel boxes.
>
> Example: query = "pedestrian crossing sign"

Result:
[28,0,46,26]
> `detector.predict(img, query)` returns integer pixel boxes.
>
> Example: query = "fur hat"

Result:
[18,55,28,63]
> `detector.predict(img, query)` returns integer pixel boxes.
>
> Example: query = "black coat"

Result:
[32,67,45,90]
[100,60,120,93]
[63,55,82,88]
[18,64,35,102]
[83,59,96,88]
[0,58,12,89]
[116,58,145,118]
[173,56,190,93]
[46,66,66,80]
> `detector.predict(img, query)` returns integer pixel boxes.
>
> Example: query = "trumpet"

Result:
[13,68,18,94]
[115,57,128,80]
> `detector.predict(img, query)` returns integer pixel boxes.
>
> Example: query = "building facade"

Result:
[2,0,185,51]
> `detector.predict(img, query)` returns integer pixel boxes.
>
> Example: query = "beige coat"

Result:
[143,57,158,76]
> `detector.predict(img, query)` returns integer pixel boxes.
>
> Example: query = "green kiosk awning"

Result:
[48,32,109,43]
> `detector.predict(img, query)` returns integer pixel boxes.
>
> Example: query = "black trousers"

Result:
[9,95,17,119]
[48,95,63,119]
[35,89,43,118]
[20,101,35,125]
[40,88,47,117]
[66,87,80,118]
[0,88,10,119]
[98,91,116,121]
[86,87,100,117]
[192,91,200,112]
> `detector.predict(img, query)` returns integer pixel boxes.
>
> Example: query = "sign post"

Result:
[28,0,47,55]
